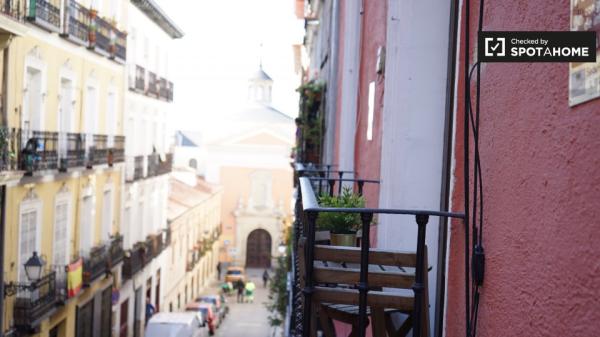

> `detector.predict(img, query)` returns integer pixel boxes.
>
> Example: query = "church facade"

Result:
[175,67,295,268]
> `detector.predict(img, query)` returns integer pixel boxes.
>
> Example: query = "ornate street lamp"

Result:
[24,251,45,282]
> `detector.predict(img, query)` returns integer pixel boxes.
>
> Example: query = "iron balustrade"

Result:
[159,78,168,100]
[164,226,172,246]
[2,0,24,20]
[61,0,89,45]
[20,130,58,174]
[147,153,159,177]
[109,234,125,267]
[122,243,145,281]
[111,135,125,163]
[135,65,145,91]
[147,72,158,96]
[12,271,59,331]
[83,244,108,285]
[131,155,144,181]
[91,134,108,165]
[157,152,173,175]
[26,0,60,31]
[92,15,111,54]
[291,164,465,337]
[167,81,174,101]
[113,29,126,61]
[145,235,156,262]
[58,132,85,171]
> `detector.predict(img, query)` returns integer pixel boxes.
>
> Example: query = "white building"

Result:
[115,1,183,336]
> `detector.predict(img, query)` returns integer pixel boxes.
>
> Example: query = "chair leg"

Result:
[319,305,337,337]
[371,308,387,337]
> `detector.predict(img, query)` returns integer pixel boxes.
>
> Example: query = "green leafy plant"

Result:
[266,231,291,327]
[317,187,366,234]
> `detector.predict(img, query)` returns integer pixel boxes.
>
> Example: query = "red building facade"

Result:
[297,0,600,336]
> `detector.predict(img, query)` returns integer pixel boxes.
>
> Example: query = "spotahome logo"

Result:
[479,31,596,62]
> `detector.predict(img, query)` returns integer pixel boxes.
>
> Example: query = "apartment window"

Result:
[102,189,113,242]
[80,195,93,254]
[19,205,40,282]
[53,197,70,266]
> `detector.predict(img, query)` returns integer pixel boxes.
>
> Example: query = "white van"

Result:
[145,312,209,337]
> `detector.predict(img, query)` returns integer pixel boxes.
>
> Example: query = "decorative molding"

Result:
[57,182,70,195]
[23,188,39,203]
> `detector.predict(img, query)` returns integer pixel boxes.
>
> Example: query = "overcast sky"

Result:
[158,0,305,131]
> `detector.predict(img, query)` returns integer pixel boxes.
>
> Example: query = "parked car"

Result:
[144,312,208,337]
[196,295,226,321]
[224,266,245,283]
[186,302,219,335]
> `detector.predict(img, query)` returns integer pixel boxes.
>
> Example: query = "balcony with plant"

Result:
[26,0,60,32]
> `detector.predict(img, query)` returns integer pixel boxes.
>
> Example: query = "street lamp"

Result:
[24,251,45,282]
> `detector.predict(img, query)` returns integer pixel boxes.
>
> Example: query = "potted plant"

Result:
[317,187,366,246]
[88,9,98,46]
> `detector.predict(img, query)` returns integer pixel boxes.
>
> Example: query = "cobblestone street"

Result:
[211,269,275,337]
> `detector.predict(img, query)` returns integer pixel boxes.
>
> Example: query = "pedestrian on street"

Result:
[145,297,155,325]
[236,279,246,303]
[245,280,256,303]
[262,269,270,288]
[217,262,222,280]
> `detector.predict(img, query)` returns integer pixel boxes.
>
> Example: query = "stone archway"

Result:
[245,229,272,268]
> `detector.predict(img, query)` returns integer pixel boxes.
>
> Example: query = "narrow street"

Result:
[210,269,274,337]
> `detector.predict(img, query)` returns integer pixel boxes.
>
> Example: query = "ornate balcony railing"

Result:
[2,0,24,21]
[12,271,59,331]
[90,134,108,166]
[135,65,145,92]
[159,77,168,100]
[91,14,111,55]
[157,153,172,175]
[113,29,126,61]
[58,132,84,171]
[109,234,125,267]
[164,226,172,246]
[147,72,158,96]
[144,235,156,262]
[132,155,144,181]
[122,243,145,281]
[61,0,89,46]
[167,81,174,101]
[26,0,60,32]
[186,249,199,272]
[20,129,58,174]
[110,135,125,164]
[289,163,466,337]
[147,153,159,177]
[83,244,108,285]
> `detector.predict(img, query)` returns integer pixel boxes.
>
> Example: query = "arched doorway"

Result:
[246,229,272,268]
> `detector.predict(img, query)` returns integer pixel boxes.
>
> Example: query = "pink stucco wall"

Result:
[446,1,600,336]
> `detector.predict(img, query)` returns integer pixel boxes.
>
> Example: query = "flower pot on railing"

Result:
[316,187,366,247]
[107,149,114,166]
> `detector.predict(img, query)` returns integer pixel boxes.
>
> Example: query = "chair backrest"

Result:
[298,236,429,335]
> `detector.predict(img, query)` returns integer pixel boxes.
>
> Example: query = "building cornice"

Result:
[131,0,184,39]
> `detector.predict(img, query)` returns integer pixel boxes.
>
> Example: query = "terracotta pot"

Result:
[330,233,357,247]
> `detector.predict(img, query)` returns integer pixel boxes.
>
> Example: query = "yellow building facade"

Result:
[164,171,223,313]
[0,1,128,336]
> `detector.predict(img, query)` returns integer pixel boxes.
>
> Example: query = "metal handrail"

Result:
[296,175,465,337]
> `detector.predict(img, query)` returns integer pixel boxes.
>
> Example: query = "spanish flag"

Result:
[67,258,83,298]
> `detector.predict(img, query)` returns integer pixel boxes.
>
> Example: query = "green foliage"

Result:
[266,232,292,327]
[316,187,366,234]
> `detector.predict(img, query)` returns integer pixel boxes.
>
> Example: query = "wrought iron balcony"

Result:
[61,0,89,46]
[109,234,125,267]
[164,226,172,246]
[109,135,125,165]
[147,153,159,177]
[112,29,127,62]
[2,0,24,21]
[20,129,58,175]
[90,14,111,55]
[11,271,59,332]
[90,134,108,166]
[186,249,199,272]
[122,243,145,281]
[132,155,144,181]
[83,244,108,286]
[135,65,145,92]
[157,153,173,175]
[289,163,466,337]
[26,0,60,32]
[58,132,85,171]
[159,77,168,100]
[167,81,174,101]
[144,235,156,262]
[147,72,158,96]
